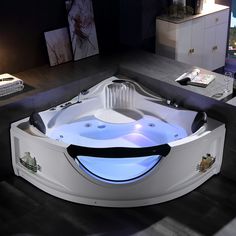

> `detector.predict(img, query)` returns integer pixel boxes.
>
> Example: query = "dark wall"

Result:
[120,0,167,52]
[0,0,167,74]
[0,1,67,74]
[93,0,120,54]
[0,0,121,74]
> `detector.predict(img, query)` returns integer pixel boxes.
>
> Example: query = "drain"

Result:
[97,125,106,129]
[148,123,155,127]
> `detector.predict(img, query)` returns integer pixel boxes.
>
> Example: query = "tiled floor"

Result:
[214,218,236,236]
[130,217,204,236]
[1,173,236,236]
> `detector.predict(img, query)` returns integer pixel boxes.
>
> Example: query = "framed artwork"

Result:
[44,27,73,66]
[65,0,99,61]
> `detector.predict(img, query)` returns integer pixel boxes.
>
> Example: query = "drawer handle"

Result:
[212,45,218,51]
[215,18,219,22]
[189,48,194,54]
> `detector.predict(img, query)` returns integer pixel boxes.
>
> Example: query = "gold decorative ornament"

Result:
[197,153,215,172]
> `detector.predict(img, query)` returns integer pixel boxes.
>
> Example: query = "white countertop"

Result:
[157,4,229,24]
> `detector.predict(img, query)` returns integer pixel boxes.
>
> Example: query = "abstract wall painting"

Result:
[65,0,99,61]
[44,27,73,66]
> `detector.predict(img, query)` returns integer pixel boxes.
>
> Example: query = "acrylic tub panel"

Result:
[11,117,225,207]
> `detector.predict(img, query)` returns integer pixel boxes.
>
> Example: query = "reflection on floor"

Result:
[214,217,236,236]
[225,57,236,76]
[1,174,236,236]
[131,217,203,236]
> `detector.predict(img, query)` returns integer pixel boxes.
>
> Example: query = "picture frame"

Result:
[65,0,99,61]
[44,27,73,66]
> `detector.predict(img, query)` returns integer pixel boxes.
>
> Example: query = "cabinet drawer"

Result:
[204,9,229,28]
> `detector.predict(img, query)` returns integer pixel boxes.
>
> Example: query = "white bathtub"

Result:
[10,76,226,207]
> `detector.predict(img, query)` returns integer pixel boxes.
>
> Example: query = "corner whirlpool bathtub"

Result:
[11,76,226,207]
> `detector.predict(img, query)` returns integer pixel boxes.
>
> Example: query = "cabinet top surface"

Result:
[0,50,233,108]
[157,4,229,24]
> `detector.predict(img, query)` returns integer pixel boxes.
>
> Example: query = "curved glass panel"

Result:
[76,155,161,183]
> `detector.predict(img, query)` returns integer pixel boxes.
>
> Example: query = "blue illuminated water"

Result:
[47,115,187,147]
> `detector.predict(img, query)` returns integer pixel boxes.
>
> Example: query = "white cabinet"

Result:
[202,9,229,70]
[156,4,229,70]
[176,17,205,67]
